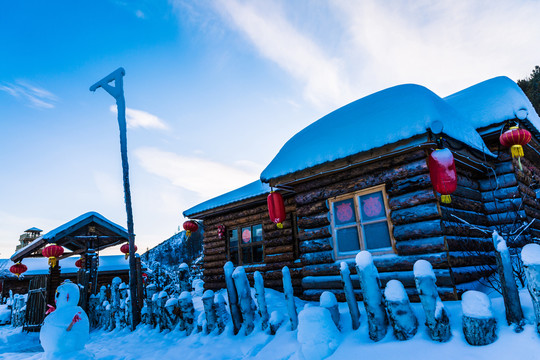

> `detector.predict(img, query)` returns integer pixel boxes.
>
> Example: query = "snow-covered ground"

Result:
[2,288,540,360]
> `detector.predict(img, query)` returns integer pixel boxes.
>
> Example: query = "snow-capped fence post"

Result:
[269,311,284,335]
[232,266,256,335]
[254,271,269,331]
[413,260,451,342]
[202,290,217,334]
[462,290,497,346]
[282,266,298,330]
[492,231,524,330]
[178,263,192,294]
[384,280,418,340]
[157,291,168,331]
[355,251,388,341]
[223,262,242,334]
[179,291,195,336]
[214,293,228,335]
[320,291,340,329]
[340,262,360,330]
[521,243,540,334]
[164,297,179,330]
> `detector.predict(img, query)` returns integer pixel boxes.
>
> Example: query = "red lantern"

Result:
[267,191,286,228]
[75,258,83,268]
[217,225,226,240]
[42,244,64,268]
[183,220,198,238]
[10,262,27,279]
[429,148,457,204]
[120,243,137,260]
[500,126,531,169]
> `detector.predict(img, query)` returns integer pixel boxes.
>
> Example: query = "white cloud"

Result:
[134,147,258,198]
[212,0,354,109]
[135,10,145,18]
[0,80,58,109]
[109,106,168,130]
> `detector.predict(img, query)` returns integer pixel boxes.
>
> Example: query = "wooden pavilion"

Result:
[9,211,138,331]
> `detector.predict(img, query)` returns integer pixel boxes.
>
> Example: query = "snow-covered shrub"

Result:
[297,306,340,360]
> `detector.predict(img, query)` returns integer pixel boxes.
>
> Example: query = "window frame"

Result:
[227,223,265,266]
[329,184,396,259]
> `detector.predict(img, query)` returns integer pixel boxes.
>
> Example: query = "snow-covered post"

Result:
[223,261,242,334]
[282,266,298,330]
[202,290,217,334]
[157,291,168,331]
[521,243,540,334]
[254,271,269,331]
[165,297,179,330]
[320,292,340,329]
[492,231,524,329]
[355,251,388,341]
[214,293,228,335]
[413,260,451,342]
[197,312,206,333]
[179,291,195,336]
[340,262,360,330]
[384,280,418,341]
[90,67,140,329]
[178,263,192,294]
[269,311,284,335]
[232,266,256,335]
[462,290,497,346]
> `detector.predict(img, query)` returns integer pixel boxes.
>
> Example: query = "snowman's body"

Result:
[40,281,90,358]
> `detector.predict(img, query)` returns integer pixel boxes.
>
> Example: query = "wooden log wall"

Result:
[292,149,460,301]
[201,196,302,295]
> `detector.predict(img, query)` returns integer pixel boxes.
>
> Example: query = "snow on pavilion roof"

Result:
[444,76,540,135]
[183,180,271,218]
[11,211,128,262]
[261,83,493,183]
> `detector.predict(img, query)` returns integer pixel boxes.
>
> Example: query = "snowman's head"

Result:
[55,281,80,308]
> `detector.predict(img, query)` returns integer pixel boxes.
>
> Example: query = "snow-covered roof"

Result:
[183,180,271,217]
[0,255,131,279]
[24,227,42,233]
[445,76,540,134]
[11,211,129,262]
[261,84,493,183]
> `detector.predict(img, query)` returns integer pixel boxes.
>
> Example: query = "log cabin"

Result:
[184,76,540,301]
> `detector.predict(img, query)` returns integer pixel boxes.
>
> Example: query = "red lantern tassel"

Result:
[440,195,452,204]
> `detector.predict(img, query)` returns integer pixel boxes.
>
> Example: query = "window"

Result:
[228,223,264,265]
[329,185,395,258]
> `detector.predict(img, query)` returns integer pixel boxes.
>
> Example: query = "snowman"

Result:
[40,280,91,360]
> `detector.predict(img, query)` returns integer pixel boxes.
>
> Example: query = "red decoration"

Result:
[217,225,226,240]
[500,126,531,169]
[242,229,251,243]
[267,191,286,229]
[42,244,64,268]
[120,243,138,260]
[363,196,383,217]
[10,262,27,279]
[75,258,83,268]
[142,273,148,284]
[336,202,353,222]
[429,148,457,204]
[183,220,199,238]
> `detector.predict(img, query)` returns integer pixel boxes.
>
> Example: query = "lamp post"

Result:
[90,67,140,329]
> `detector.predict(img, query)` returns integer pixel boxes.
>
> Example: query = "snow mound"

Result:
[297,306,340,360]
[462,291,493,319]
[413,260,436,279]
[521,243,540,266]
[355,250,373,270]
[384,279,408,302]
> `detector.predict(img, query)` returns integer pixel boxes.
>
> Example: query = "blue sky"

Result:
[1,0,540,257]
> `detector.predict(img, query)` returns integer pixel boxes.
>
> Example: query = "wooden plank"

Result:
[299,238,333,254]
[440,207,488,226]
[297,213,330,230]
[301,287,456,302]
[386,173,432,197]
[394,236,446,255]
[388,188,436,211]
[391,202,440,226]
[297,201,329,218]
[264,244,294,255]
[451,266,496,284]
[300,250,334,265]
[298,226,331,242]
[479,173,518,191]
[393,219,443,241]
[481,186,519,202]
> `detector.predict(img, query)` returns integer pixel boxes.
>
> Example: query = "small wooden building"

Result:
[7,211,134,330]
[184,76,540,301]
